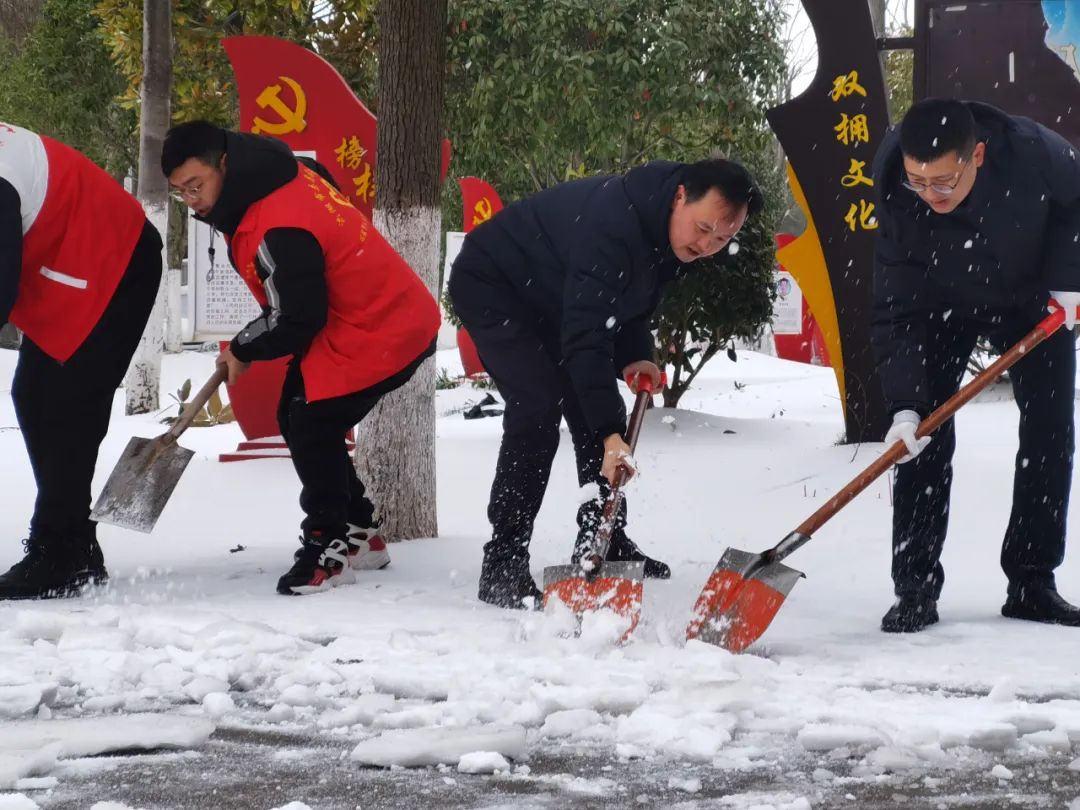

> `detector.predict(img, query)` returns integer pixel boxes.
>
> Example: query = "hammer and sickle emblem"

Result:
[472,197,493,225]
[252,76,308,136]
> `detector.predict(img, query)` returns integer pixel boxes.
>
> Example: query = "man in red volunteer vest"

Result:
[0,123,163,600]
[161,121,439,595]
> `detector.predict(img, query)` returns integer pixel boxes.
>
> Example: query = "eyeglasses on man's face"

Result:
[169,182,205,203]
[901,156,973,196]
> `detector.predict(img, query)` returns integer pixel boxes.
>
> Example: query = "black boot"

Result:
[573,530,671,580]
[478,552,541,610]
[0,533,108,600]
[881,593,939,633]
[1002,584,1080,626]
[608,531,671,579]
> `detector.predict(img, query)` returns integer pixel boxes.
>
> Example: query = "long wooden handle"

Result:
[166,368,229,442]
[591,387,654,562]
[789,308,1066,543]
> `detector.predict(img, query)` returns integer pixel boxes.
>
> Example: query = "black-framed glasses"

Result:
[901,157,973,196]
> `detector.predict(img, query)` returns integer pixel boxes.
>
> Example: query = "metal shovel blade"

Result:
[542,560,645,637]
[90,435,195,533]
[685,548,804,653]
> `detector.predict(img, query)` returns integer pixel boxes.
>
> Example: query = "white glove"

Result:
[1049,291,1080,329]
[884,409,930,464]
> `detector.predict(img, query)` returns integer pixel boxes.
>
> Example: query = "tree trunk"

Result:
[0,323,21,350]
[124,0,172,414]
[0,0,44,50]
[354,0,447,540]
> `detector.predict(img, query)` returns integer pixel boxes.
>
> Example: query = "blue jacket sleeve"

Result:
[1034,123,1080,293]
[871,205,933,417]
[612,315,654,374]
[561,236,631,439]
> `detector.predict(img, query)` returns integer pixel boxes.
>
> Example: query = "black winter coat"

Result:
[871,102,1080,414]
[459,161,689,437]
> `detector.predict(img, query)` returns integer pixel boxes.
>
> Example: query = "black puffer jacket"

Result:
[871,102,1080,413]
[457,161,688,436]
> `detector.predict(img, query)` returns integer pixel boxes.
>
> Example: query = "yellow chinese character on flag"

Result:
[353,163,375,202]
[844,200,878,231]
[834,113,870,146]
[830,71,867,102]
[841,158,874,188]
[334,136,365,170]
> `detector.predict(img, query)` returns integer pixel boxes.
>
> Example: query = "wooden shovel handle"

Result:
[591,382,656,561]
[791,308,1066,541]
[167,368,229,442]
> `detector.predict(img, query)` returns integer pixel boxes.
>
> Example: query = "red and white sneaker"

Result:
[277,533,356,595]
[346,524,391,571]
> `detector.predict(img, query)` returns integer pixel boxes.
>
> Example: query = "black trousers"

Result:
[277,342,434,539]
[449,257,623,567]
[12,221,162,544]
[892,312,1075,599]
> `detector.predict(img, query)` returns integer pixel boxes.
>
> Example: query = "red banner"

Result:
[223,35,450,220]
[458,177,503,232]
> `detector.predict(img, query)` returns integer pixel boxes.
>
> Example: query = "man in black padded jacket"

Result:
[449,158,762,609]
[872,98,1080,633]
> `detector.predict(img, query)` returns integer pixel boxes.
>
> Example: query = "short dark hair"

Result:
[682,157,763,217]
[161,121,227,177]
[899,98,976,162]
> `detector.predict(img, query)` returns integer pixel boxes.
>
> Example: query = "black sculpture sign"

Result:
[916,0,1080,148]
[767,0,891,443]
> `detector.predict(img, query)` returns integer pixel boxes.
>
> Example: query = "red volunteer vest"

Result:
[228,166,440,401]
[7,132,146,362]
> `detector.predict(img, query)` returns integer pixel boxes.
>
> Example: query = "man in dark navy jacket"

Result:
[872,98,1080,632]
[449,158,762,609]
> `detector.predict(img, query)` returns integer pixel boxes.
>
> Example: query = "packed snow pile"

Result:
[0,349,1078,805]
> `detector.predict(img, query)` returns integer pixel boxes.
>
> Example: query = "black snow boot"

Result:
[572,529,671,580]
[477,552,542,610]
[881,593,939,633]
[0,532,108,600]
[1002,584,1080,626]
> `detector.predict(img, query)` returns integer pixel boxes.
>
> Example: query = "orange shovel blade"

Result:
[542,561,645,638]
[686,549,804,653]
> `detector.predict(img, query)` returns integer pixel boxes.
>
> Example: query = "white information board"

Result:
[186,151,319,342]
[771,270,803,335]
[443,231,466,292]
[188,215,263,342]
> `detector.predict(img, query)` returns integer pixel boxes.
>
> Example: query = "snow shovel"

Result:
[91,368,229,533]
[542,372,664,637]
[686,306,1071,653]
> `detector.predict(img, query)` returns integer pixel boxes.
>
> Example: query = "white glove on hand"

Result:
[1049,291,1080,329]
[884,409,930,464]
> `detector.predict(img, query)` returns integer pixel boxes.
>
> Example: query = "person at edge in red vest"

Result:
[160,121,439,595]
[0,123,163,600]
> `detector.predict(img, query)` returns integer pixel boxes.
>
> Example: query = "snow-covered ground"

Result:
[1,346,1079,810]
